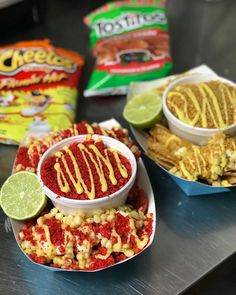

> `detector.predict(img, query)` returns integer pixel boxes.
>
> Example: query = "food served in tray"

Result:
[14,121,140,173]
[147,124,236,186]
[166,80,236,129]
[0,120,155,271]
[40,137,132,200]
[18,185,153,271]
[123,69,236,188]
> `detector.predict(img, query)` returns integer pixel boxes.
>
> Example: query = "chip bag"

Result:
[84,0,172,97]
[0,39,84,145]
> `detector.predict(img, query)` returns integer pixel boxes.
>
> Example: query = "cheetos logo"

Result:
[0,49,76,75]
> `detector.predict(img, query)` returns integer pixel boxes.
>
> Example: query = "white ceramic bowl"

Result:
[37,135,137,215]
[162,74,236,145]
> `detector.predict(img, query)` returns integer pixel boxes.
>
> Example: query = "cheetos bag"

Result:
[0,40,84,144]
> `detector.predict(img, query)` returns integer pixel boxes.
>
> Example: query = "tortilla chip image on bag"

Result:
[0,39,84,145]
[84,0,172,97]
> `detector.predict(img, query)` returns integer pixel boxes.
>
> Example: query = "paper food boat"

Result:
[10,118,156,272]
[128,65,234,196]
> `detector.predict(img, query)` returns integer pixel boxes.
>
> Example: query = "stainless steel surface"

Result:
[0,0,236,294]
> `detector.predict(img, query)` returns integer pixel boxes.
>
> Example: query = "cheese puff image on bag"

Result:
[0,40,84,144]
[84,0,172,97]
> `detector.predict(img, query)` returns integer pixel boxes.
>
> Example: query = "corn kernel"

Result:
[61,223,66,230]
[106,214,114,222]
[222,180,230,187]
[76,252,84,261]
[139,211,145,220]
[70,222,76,228]
[84,252,90,259]
[73,215,82,226]
[113,243,121,252]
[106,240,112,249]
[124,249,134,257]
[93,215,101,223]
[109,208,116,214]
[66,248,74,255]
[86,217,94,223]
[67,242,73,248]
[101,238,108,247]
[53,256,64,266]
[79,259,85,269]
[64,216,73,225]
[25,248,32,254]
[92,208,103,216]
[21,240,31,249]
[135,220,143,229]
[130,210,139,219]
[51,208,59,216]
[122,243,130,249]
[100,214,107,222]
[55,213,63,220]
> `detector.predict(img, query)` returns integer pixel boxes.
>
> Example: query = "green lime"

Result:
[123,90,163,129]
[0,172,47,220]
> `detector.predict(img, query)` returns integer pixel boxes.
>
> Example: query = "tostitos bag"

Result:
[84,0,172,97]
[0,39,84,145]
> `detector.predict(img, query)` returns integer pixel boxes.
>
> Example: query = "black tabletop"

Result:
[0,0,236,295]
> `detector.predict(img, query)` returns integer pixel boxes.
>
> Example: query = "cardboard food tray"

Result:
[128,65,232,196]
[10,118,156,272]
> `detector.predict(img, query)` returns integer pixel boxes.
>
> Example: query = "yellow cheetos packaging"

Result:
[0,39,84,144]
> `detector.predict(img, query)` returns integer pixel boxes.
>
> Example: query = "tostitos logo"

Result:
[0,49,76,75]
[95,12,167,38]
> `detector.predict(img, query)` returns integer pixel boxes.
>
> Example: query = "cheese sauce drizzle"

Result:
[167,81,236,128]
[54,141,129,199]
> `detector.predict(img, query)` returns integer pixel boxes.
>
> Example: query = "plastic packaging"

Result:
[84,0,172,97]
[0,39,84,144]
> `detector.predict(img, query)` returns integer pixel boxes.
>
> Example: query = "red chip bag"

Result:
[0,39,84,144]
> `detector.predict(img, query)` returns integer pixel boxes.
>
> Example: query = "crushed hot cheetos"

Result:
[19,186,153,271]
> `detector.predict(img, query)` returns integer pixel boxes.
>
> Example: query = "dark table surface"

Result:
[0,0,236,294]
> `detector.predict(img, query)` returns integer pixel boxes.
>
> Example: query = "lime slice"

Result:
[0,172,47,220]
[123,90,163,129]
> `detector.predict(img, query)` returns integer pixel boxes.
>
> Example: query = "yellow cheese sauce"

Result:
[41,138,131,200]
[167,80,236,128]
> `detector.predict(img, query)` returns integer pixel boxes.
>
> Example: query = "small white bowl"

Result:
[162,74,236,145]
[37,135,137,215]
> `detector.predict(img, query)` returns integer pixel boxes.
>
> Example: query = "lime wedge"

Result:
[0,172,47,220]
[123,90,163,129]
